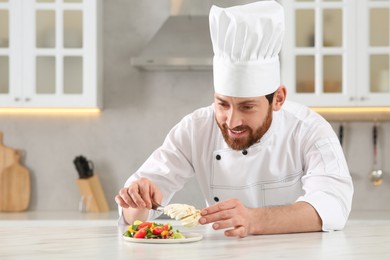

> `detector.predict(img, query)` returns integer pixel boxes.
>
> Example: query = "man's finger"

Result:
[199,208,235,225]
[115,195,129,208]
[138,182,152,208]
[118,188,137,208]
[201,200,236,215]
[128,183,146,208]
[224,226,247,238]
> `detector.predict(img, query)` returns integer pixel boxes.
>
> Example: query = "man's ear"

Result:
[273,85,287,111]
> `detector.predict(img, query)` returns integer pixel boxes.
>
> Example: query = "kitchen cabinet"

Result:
[281,0,390,107]
[0,0,102,108]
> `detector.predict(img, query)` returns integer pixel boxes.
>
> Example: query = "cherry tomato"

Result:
[163,224,171,231]
[152,226,164,235]
[134,228,147,238]
[138,222,153,230]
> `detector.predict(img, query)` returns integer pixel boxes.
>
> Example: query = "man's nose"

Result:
[226,109,242,129]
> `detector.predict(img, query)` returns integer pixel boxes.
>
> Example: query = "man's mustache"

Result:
[223,124,250,132]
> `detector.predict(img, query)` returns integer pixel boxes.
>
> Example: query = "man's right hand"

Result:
[115,177,163,210]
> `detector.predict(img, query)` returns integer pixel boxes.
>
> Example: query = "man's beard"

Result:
[216,105,273,151]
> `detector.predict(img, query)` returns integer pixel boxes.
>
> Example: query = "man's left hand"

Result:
[199,199,254,238]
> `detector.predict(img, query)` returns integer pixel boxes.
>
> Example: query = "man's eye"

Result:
[241,106,253,110]
[218,103,229,108]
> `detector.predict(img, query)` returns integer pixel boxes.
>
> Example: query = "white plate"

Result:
[122,232,203,244]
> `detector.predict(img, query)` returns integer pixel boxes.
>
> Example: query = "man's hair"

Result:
[265,91,276,104]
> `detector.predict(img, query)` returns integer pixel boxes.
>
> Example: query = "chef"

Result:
[116,0,353,237]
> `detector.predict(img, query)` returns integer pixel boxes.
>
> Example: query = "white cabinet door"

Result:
[1,0,102,109]
[281,0,390,107]
[356,0,390,106]
[0,0,23,107]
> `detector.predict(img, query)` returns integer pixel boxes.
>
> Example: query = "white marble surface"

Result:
[0,211,390,259]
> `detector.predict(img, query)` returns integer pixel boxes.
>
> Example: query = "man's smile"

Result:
[228,128,248,138]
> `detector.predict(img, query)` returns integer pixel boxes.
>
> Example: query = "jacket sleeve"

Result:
[120,114,196,220]
[296,124,354,231]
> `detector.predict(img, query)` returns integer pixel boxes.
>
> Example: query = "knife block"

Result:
[76,174,109,212]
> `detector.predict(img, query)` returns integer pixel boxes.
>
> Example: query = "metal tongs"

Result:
[151,200,165,212]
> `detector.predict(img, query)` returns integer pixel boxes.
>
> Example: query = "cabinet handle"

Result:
[25,98,31,102]
[349,97,355,101]
[14,97,20,102]
[360,97,367,101]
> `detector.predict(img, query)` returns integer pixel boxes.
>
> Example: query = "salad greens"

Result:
[123,220,185,239]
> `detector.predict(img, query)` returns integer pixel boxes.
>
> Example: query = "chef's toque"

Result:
[209,1,284,97]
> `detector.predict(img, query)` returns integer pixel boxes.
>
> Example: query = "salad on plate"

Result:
[123,220,186,239]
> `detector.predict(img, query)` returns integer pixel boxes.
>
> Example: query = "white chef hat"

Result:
[209,1,284,97]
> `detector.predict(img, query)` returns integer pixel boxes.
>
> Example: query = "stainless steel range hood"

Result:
[131,0,253,71]
[131,15,213,71]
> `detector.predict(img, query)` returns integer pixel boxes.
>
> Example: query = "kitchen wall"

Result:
[0,0,389,213]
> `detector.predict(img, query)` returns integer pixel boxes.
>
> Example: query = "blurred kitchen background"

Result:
[0,0,389,214]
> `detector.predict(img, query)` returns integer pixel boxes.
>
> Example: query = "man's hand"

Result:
[199,199,254,238]
[199,200,322,237]
[115,177,162,210]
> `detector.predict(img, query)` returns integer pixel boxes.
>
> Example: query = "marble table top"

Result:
[0,211,389,259]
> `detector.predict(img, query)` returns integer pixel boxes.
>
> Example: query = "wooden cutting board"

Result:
[0,131,18,172]
[0,131,31,212]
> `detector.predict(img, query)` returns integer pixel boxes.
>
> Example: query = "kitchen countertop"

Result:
[0,211,389,259]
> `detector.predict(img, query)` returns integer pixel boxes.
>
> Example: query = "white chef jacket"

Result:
[121,101,353,231]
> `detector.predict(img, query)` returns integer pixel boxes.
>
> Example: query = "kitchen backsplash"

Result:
[0,0,389,213]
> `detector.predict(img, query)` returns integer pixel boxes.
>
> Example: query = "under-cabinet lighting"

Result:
[0,108,101,115]
[312,107,390,113]
[311,107,390,121]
